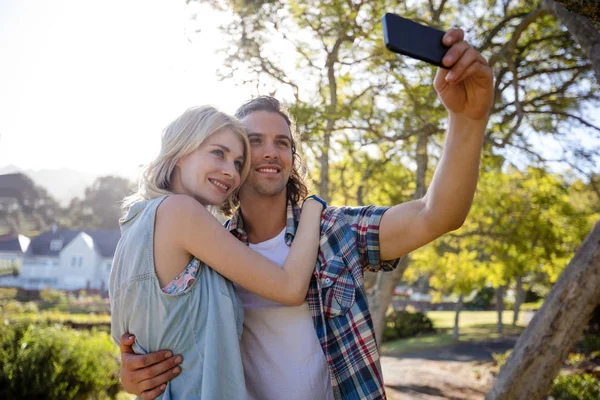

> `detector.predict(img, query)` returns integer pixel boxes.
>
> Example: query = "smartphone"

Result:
[382,13,450,68]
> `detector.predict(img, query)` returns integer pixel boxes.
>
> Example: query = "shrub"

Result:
[490,350,512,375]
[1,300,24,314]
[579,334,600,355]
[40,288,68,306]
[0,288,17,300]
[382,310,435,342]
[524,289,542,303]
[0,322,120,399]
[549,373,600,400]
[465,287,495,310]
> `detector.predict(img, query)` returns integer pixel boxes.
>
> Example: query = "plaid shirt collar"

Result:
[226,200,299,246]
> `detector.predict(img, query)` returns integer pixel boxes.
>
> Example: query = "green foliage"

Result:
[40,288,68,306]
[466,287,495,310]
[382,310,435,342]
[0,322,120,399]
[0,173,63,235]
[492,349,512,370]
[521,300,545,311]
[549,374,600,400]
[579,334,600,355]
[0,288,17,300]
[67,176,134,229]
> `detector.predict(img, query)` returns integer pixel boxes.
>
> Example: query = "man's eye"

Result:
[277,141,289,147]
[250,138,261,144]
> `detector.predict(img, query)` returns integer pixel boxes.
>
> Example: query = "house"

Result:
[0,234,31,278]
[1,227,120,293]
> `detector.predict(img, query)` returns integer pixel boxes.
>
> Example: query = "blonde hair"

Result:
[122,106,250,214]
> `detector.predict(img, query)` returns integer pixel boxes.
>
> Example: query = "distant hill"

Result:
[0,165,134,205]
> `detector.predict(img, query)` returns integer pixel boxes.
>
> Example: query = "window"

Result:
[79,256,84,267]
[49,239,63,251]
[72,256,77,267]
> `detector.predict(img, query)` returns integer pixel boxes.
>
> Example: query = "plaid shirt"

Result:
[226,201,401,399]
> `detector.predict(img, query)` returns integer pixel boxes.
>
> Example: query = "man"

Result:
[118,28,494,399]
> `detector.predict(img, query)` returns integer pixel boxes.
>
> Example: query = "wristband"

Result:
[302,194,327,209]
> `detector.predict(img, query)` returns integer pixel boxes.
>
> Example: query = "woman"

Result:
[109,105,323,399]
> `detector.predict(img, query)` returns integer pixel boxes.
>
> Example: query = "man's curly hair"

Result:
[221,96,309,216]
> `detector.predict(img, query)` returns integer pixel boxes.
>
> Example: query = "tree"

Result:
[487,2,600,397]
[0,173,63,235]
[486,217,600,400]
[66,176,134,230]
[552,0,600,26]
[195,0,600,346]
[541,0,600,85]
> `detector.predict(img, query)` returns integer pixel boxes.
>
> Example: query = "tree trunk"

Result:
[496,286,505,334]
[486,218,600,400]
[453,294,464,340]
[369,257,410,346]
[513,276,525,326]
[541,0,600,83]
[552,0,600,25]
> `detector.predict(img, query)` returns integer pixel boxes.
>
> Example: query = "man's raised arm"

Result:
[379,28,494,260]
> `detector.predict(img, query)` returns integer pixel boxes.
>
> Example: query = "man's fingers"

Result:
[446,47,480,82]
[123,350,176,370]
[140,356,183,381]
[120,333,136,354]
[139,364,182,392]
[140,384,167,400]
[442,41,470,68]
[443,28,465,46]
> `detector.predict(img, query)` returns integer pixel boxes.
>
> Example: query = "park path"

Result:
[381,337,518,400]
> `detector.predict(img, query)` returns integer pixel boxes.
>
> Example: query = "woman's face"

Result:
[175,128,245,206]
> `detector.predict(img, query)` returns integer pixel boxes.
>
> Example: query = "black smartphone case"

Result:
[382,13,449,68]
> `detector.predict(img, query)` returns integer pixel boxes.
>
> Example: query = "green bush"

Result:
[1,300,25,314]
[0,288,17,300]
[465,287,495,310]
[40,288,68,306]
[549,373,600,400]
[579,334,600,355]
[382,310,435,342]
[0,321,120,399]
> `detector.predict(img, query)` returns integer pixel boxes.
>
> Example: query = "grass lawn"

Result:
[381,311,528,356]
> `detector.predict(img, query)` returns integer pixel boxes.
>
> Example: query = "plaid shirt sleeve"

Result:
[339,205,401,272]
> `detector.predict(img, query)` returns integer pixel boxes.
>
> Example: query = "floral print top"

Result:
[161,258,201,295]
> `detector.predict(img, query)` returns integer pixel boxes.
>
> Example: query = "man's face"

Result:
[239,110,293,199]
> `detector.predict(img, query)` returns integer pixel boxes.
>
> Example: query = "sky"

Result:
[0,0,252,178]
[1,0,598,182]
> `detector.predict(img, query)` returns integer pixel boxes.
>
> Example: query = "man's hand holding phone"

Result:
[435,28,494,121]
[383,14,493,121]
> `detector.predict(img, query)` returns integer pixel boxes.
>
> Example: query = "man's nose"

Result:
[263,141,279,159]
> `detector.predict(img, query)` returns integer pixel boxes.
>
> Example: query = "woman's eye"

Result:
[212,149,224,157]
[234,161,243,171]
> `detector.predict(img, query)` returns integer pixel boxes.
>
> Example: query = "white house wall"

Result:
[59,233,99,291]
[19,256,59,290]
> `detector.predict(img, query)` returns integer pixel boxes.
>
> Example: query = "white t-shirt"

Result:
[236,228,334,400]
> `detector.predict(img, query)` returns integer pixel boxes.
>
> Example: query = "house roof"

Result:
[26,228,120,258]
[0,234,30,253]
[87,229,121,258]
